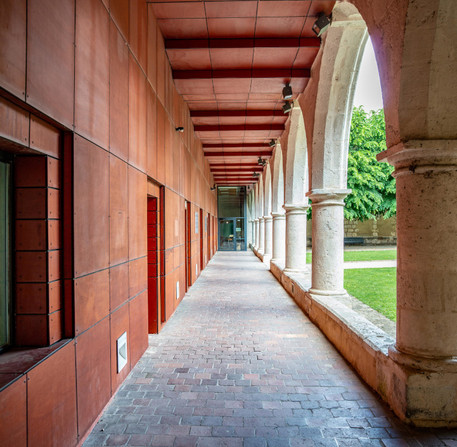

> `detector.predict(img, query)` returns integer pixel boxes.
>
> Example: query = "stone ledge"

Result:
[268,258,457,426]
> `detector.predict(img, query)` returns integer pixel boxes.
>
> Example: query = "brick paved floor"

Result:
[84,251,457,447]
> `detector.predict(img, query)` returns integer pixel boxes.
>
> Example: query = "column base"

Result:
[283,267,308,274]
[384,347,457,427]
[309,287,347,297]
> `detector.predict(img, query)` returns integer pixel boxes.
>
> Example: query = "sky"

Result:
[353,38,384,111]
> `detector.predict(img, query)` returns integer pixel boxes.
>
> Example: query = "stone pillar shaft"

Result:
[308,190,349,296]
[271,213,286,262]
[388,145,457,358]
[258,217,265,254]
[263,216,273,258]
[283,204,308,272]
[254,219,259,250]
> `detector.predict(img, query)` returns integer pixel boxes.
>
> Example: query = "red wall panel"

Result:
[109,21,129,161]
[74,269,110,335]
[27,342,77,447]
[76,318,111,437]
[75,0,110,149]
[110,303,131,393]
[110,155,129,265]
[0,0,26,100]
[128,167,147,260]
[129,291,148,368]
[27,0,75,128]
[0,378,27,447]
[74,135,110,277]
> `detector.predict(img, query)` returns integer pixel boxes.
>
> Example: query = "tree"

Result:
[344,106,396,221]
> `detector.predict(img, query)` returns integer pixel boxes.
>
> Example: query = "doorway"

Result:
[185,201,191,290]
[218,217,246,251]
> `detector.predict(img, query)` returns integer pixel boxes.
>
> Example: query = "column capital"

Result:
[254,218,259,223]
[259,216,265,222]
[308,189,351,207]
[271,212,285,219]
[263,215,272,222]
[377,140,457,177]
[283,203,309,214]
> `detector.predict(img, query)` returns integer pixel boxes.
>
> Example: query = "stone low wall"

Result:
[258,250,457,427]
[305,216,397,246]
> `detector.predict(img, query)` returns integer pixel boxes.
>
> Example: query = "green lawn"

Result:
[344,267,397,321]
[306,249,396,263]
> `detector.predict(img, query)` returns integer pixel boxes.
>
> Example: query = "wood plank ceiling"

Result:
[149,0,336,186]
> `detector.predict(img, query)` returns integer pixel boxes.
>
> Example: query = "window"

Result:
[0,155,12,351]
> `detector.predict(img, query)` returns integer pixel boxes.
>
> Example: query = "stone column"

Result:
[283,204,308,272]
[263,215,272,259]
[308,190,349,296]
[380,143,457,425]
[258,217,265,255]
[254,218,259,250]
[271,212,286,262]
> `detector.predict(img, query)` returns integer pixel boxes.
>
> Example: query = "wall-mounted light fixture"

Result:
[282,83,293,100]
[175,126,184,132]
[312,13,331,37]
[210,185,216,191]
[269,139,276,148]
[252,172,260,178]
[282,101,292,114]
[258,157,266,167]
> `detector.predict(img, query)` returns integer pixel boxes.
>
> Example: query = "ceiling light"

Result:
[175,126,184,132]
[269,139,276,147]
[252,172,260,178]
[258,157,266,166]
[282,83,293,100]
[282,101,292,114]
[210,185,216,191]
[312,13,331,37]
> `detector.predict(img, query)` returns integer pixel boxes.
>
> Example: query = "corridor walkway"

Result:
[84,252,457,447]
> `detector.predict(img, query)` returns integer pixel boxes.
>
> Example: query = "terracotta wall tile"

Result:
[129,0,148,71]
[74,269,110,335]
[155,102,166,185]
[0,378,27,447]
[110,304,130,393]
[128,167,147,260]
[49,281,62,313]
[129,291,148,368]
[146,87,158,179]
[49,220,60,250]
[147,9,158,92]
[48,189,61,219]
[75,0,110,149]
[16,283,47,314]
[49,309,63,344]
[27,0,75,128]
[109,21,129,161]
[15,220,46,251]
[0,97,29,147]
[110,262,129,311]
[48,250,61,282]
[15,314,47,346]
[110,155,129,265]
[15,252,47,283]
[156,28,166,106]
[129,257,148,299]
[76,318,111,437]
[110,0,129,41]
[74,136,109,277]
[47,157,60,187]
[27,342,77,446]
[0,0,26,100]
[129,56,147,172]
[30,116,61,158]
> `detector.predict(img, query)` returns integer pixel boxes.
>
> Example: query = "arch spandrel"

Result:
[312,2,368,191]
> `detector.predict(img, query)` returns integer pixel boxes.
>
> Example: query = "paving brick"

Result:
[83,253,457,447]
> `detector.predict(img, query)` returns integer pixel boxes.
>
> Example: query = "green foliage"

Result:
[345,107,396,221]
